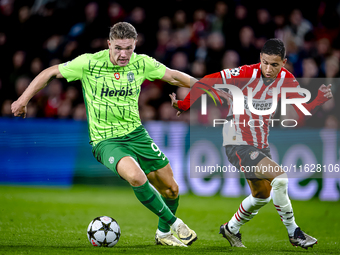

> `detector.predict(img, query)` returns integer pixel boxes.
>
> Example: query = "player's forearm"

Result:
[18,65,61,105]
[294,89,329,124]
[177,77,219,111]
[169,70,197,88]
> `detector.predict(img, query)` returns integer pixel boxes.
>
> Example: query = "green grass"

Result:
[0,185,339,254]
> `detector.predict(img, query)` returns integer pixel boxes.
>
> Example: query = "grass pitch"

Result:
[0,185,339,254]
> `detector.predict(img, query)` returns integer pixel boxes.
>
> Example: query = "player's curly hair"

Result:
[109,22,138,40]
[261,38,286,60]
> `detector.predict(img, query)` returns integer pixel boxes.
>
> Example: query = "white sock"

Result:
[271,173,298,236]
[170,218,183,232]
[156,229,171,238]
[228,195,271,234]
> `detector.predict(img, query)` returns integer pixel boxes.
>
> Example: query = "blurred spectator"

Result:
[284,9,313,48]
[15,76,31,98]
[324,115,339,129]
[191,9,208,44]
[158,102,178,121]
[222,50,240,69]
[205,32,225,73]
[58,99,73,119]
[10,50,27,84]
[140,105,157,122]
[44,79,63,118]
[26,101,38,118]
[300,58,322,99]
[274,13,286,41]
[236,26,259,65]
[208,1,231,35]
[170,51,190,74]
[191,60,207,78]
[225,5,250,49]
[108,2,125,26]
[73,103,87,121]
[253,8,275,40]
[155,30,171,62]
[1,99,13,117]
[29,57,44,78]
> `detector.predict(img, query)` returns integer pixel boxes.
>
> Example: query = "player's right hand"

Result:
[11,100,27,118]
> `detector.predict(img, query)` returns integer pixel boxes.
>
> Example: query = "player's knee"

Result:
[271,173,288,190]
[250,195,271,206]
[252,186,271,199]
[162,183,179,199]
[126,170,147,187]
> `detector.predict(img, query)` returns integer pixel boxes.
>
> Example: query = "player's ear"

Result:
[282,58,287,66]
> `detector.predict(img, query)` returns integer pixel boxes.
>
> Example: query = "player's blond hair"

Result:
[109,22,137,40]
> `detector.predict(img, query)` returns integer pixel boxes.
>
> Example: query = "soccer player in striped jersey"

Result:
[11,22,197,247]
[170,39,333,249]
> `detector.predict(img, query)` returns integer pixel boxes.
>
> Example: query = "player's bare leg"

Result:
[147,163,179,200]
[148,163,197,246]
[116,157,186,247]
[256,158,317,249]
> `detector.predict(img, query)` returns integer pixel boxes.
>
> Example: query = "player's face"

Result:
[108,38,136,66]
[260,53,287,79]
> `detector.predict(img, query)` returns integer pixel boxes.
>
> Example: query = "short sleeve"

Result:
[58,54,88,82]
[143,55,166,81]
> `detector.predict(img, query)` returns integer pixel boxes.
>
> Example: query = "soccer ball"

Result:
[87,216,121,247]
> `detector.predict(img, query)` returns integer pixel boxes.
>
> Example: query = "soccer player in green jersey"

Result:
[11,22,197,247]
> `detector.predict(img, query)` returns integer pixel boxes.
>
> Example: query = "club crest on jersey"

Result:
[229,68,241,76]
[127,72,135,82]
[267,88,273,96]
[250,151,259,160]
[109,156,114,164]
[114,73,120,80]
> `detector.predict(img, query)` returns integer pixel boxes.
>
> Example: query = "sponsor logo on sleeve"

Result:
[225,69,231,79]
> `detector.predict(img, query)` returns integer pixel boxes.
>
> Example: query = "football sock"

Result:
[158,196,179,233]
[228,194,271,234]
[156,229,171,238]
[170,218,183,232]
[132,180,177,227]
[271,173,298,237]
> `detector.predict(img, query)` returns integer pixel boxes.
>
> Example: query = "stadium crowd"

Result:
[0,0,339,128]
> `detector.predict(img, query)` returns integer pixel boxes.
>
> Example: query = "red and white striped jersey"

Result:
[220,63,302,149]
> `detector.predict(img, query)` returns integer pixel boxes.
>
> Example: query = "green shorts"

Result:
[92,125,169,177]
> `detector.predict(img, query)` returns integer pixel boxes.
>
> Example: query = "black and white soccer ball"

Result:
[87,216,121,247]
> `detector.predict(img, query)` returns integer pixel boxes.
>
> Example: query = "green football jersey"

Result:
[58,50,166,146]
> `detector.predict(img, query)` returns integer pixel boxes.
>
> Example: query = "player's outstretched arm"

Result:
[11,65,64,118]
[161,67,198,88]
[293,84,333,125]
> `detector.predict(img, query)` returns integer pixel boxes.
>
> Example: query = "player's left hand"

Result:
[319,84,333,99]
[169,92,183,116]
